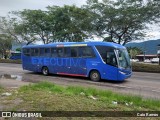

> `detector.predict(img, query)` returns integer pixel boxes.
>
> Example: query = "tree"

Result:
[0,34,12,59]
[127,47,142,59]
[47,5,92,42]
[0,16,37,45]
[1,5,93,44]
[84,0,160,45]
[13,6,92,43]
[16,48,21,52]
[18,9,52,44]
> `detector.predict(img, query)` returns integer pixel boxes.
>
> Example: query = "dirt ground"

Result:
[0,63,160,100]
[0,78,31,88]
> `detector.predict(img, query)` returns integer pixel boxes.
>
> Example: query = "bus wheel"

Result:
[42,67,49,76]
[90,70,100,82]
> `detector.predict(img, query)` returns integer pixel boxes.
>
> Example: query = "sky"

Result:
[0,0,160,41]
[0,0,86,16]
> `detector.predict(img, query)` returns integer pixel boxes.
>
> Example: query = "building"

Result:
[136,54,158,61]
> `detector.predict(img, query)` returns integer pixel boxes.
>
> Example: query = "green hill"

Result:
[125,39,160,54]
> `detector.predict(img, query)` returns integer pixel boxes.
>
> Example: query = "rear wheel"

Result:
[42,67,49,76]
[90,70,100,82]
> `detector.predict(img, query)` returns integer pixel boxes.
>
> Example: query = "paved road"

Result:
[0,63,160,99]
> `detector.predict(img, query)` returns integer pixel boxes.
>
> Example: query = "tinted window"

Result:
[51,47,64,57]
[79,46,95,58]
[35,49,39,56]
[39,48,50,57]
[23,48,30,56]
[30,48,39,56]
[39,48,45,56]
[64,47,71,57]
[71,47,78,57]
[106,51,117,66]
[96,46,117,67]
[51,48,57,57]
[11,53,21,56]
[44,48,50,57]
[57,48,63,57]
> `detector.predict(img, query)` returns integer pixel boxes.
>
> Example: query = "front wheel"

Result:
[90,70,100,82]
[42,67,49,76]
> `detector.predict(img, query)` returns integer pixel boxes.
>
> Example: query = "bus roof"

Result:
[22,42,125,49]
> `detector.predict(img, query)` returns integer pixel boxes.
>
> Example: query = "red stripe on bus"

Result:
[57,72,86,77]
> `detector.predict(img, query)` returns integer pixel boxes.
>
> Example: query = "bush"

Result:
[0,59,21,64]
[132,62,160,73]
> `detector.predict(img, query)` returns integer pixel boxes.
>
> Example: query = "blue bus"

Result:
[9,52,21,60]
[22,42,132,81]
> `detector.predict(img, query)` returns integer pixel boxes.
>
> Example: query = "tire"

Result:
[42,67,49,76]
[90,70,100,82]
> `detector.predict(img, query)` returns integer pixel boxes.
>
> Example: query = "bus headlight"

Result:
[119,71,126,75]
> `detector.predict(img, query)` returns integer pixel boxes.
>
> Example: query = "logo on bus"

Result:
[32,58,86,67]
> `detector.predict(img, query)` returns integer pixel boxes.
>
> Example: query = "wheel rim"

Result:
[43,68,48,75]
[92,73,98,79]
[90,71,100,81]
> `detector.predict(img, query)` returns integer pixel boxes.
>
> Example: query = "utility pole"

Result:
[143,41,146,62]
[157,44,160,65]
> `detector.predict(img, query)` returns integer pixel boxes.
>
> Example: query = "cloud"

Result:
[0,0,87,16]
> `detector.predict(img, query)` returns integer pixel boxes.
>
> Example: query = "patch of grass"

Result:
[0,59,21,64]
[0,85,4,93]
[1,83,159,120]
[18,81,160,111]
[132,62,160,73]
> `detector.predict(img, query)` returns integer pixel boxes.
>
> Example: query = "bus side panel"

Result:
[69,58,87,76]
[31,57,53,73]
[90,46,119,81]
[23,57,45,72]
[55,58,68,74]
[55,58,87,76]
[86,61,118,81]
[85,46,105,78]
[22,56,34,71]
[102,64,118,81]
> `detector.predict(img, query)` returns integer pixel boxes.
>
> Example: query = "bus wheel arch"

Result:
[42,66,49,76]
[89,69,101,82]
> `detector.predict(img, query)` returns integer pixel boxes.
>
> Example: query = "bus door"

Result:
[104,50,118,80]
[96,46,118,80]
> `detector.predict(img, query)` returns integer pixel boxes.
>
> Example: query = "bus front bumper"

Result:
[118,70,132,81]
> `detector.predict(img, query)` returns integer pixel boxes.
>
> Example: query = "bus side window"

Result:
[34,48,39,56]
[30,49,34,56]
[39,48,45,56]
[30,48,38,56]
[64,47,71,57]
[57,48,63,57]
[106,51,117,67]
[23,48,30,56]
[45,48,51,57]
[71,47,78,57]
[51,48,57,57]
[79,46,95,58]
[84,46,95,57]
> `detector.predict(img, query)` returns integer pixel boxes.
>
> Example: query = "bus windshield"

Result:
[116,49,131,69]
[96,46,131,69]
